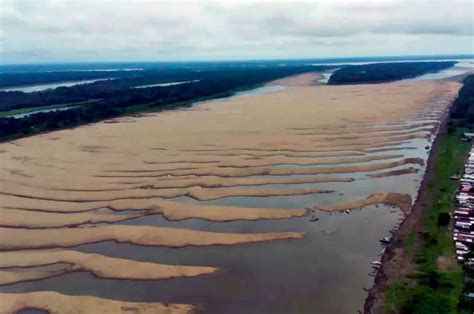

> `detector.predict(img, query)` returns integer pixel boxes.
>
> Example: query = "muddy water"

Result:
[3,206,400,314]
[0,137,429,313]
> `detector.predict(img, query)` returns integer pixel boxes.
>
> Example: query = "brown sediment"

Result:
[89,158,424,179]
[315,192,413,215]
[268,72,322,86]
[0,249,218,285]
[0,140,418,181]
[0,225,305,250]
[0,263,74,285]
[128,154,404,170]
[13,175,354,192]
[300,127,435,140]
[290,122,437,135]
[194,150,366,158]
[0,291,194,314]
[0,184,333,202]
[368,168,419,178]
[308,133,429,146]
[0,207,143,228]
[144,200,309,221]
[1,142,409,178]
[1,196,309,221]
[185,187,333,201]
[362,146,417,153]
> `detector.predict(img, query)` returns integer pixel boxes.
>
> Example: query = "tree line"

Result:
[328,61,456,85]
[0,66,323,141]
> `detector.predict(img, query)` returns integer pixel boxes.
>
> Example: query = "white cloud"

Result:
[0,0,473,63]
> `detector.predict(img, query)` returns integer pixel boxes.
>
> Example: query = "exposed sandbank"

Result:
[368,168,420,178]
[0,291,194,314]
[0,249,218,285]
[0,207,142,228]
[316,192,413,215]
[0,225,305,250]
[1,196,309,222]
[0,184,333,202]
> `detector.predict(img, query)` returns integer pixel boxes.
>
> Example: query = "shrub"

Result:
[437,212,451,227]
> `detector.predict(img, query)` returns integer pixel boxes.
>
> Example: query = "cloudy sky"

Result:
[1,0,473,64]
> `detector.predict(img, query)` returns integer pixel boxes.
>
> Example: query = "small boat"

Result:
[370,261,381,266]
[379,237,390,244]
[310,216,319,222]
[345,209,350,214]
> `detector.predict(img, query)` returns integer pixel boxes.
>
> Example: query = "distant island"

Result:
[328,61,457,85]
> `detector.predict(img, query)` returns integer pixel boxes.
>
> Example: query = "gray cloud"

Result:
[0,0,472,63]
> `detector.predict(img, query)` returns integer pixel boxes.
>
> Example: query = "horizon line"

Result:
[1,53,473,67]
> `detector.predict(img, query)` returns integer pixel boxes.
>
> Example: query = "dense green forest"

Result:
[0,70,142,89]
[328,61,456,85]
[0,66,323,141]
[449,74,474,131]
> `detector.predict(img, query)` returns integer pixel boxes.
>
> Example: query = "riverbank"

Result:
[364,115,469,312]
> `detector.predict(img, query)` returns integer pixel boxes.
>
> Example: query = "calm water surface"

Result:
[0,78,113,93]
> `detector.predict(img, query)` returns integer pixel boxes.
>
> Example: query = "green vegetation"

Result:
[403,229,416,251]
[449,75,474,132]
[386,283,409,312]
[328,61,456,85]
[386,132,468,313]
[0,100,100,118]
[385,75,474,313]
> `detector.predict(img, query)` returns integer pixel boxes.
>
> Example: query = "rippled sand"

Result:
[0,77,460,312]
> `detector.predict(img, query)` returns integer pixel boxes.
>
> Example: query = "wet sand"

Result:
[316,192,413,215]
[0,249,219,285]
[0,291,194,314]
[0,226,304,251]
[0,76,461,313]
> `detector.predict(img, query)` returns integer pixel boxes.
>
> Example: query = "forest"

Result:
[449,74,474,131]
[328,61,456,85]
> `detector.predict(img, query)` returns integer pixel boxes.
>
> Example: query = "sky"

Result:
[1,0,473,64]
